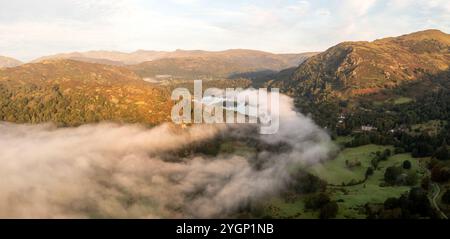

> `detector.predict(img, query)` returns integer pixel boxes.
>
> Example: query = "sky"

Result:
[0,0,449,61]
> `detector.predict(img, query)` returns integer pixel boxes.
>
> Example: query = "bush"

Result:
[403,160,412,170]
[365,167,374,177]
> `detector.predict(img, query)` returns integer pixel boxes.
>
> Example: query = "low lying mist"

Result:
[0,93,335,218]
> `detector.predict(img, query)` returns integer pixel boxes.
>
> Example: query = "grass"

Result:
[334,136,353,146]
[393,97,413,105]
[261,197,317,219]
[219,141,256,157]
[309,144,394,185]
[330,153,428,218]
[261,144,428,219]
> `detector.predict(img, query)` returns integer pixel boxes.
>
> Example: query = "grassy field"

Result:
[309,144,394,185]
[261,197,318,219]
[330,153,428,218]
[261,144,428,219]
[219,141,257,157]
[393,97,414,105]
[334,136,353,146]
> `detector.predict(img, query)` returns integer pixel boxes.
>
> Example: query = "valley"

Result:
[0,30,449,219]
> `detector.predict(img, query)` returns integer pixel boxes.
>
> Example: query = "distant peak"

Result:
[397,29,449,40]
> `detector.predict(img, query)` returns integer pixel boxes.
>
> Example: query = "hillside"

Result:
[32,50,160,65]
[274,30,450,101]
[0,55,23,68]
[0,60,171,125]
[128,51,317,80]
[33,49,317,70]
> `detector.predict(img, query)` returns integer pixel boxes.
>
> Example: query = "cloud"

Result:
[0,92,335,218]
[0,0,449,61]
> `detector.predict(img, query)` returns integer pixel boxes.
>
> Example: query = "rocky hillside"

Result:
[274,30,450,102]
[0,55,23,68]
[0,60,171,125]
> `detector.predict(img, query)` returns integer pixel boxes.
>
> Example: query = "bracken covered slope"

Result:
[275,30,450,101]
[0,60,172,126]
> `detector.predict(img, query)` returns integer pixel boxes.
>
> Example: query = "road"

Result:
[430,183,448,219]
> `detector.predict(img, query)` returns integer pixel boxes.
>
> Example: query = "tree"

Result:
[403,160,412,170]
[394,147,406,154]
[442,190,450,205]
[371,158,379,169]
[384,197,399,209]
[421,176,430,191]
[434,143,449,161]
[384,166,403,184]
[319,202,339,219]
[384,149,392,157]
[291,172,327,194]
[365,167,374,178]
[305,193,331,210]
[405,171,418,186]
[431,166,450,182]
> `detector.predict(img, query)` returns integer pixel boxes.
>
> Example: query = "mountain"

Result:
[33,49,317,70]
[274,30,450,101]
[32,50,161,65]
[128,51,318,80]
[0,55,23,68]
[0,60,171,125]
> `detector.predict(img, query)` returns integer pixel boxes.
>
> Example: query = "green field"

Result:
[261,197,318,219]
[393,97,414,105]
[330,153,427,218]
[261,144,428,219]
[309,144,393,185]
[334,136,353,146]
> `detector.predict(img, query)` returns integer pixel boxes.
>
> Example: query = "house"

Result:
[361,125,377,132]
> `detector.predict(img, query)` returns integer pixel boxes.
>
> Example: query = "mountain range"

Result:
[33,49,316,68]
[128,52,316,80]
[0,29,448,126]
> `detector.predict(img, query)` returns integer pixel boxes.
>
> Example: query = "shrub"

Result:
[402,160,412,169]
[365,167,374,177]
